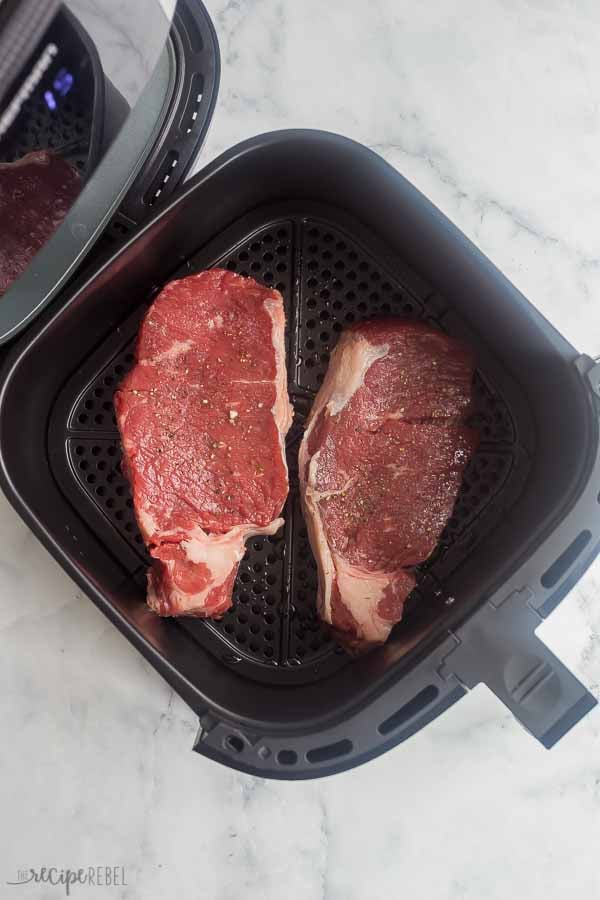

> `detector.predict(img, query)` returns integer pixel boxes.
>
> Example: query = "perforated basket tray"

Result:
[1,131,599,778]
[50,214,519,685]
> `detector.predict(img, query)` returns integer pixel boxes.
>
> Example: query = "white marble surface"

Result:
[69,0,175,104]
[2,1,600,897]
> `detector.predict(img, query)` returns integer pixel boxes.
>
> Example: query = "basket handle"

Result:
[439,588,596,747]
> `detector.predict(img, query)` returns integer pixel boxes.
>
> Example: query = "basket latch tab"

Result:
[439,589,596,747]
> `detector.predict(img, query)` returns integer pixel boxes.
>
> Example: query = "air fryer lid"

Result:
[0,0,219,345]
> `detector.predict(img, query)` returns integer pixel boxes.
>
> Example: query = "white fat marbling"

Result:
[2,1,600,898]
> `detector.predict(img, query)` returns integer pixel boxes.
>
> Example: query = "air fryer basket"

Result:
[1,132,599,778]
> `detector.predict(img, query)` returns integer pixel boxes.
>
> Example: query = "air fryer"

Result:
[0,5,598,781]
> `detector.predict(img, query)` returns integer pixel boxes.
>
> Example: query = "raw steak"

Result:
[0,150,80,297]
[299,320,478,650]
[115,269,293,617]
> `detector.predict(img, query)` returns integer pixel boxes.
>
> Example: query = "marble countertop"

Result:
[2,1,600,897]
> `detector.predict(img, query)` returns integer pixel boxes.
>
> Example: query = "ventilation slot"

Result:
[144,151,180,207]
[306,739,353,764]
[541,530,592,589]
[181,73,204,134]
[378,685,439,735]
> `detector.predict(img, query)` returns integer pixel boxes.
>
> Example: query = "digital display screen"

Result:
[0,10,94,299]
[44,67,75,112]
[0,10,94,172]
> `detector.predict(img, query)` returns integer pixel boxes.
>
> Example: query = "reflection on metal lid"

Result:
[0,43,58,137]
[66,0,174,105]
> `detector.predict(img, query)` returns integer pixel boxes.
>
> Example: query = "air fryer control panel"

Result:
[0,9,96,174]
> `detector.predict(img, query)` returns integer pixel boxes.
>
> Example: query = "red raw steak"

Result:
[115,269,293,617]
[299,320,478,649]
[0,150,80,297]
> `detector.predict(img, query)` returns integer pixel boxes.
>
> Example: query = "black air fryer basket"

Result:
[1,10,599,780]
